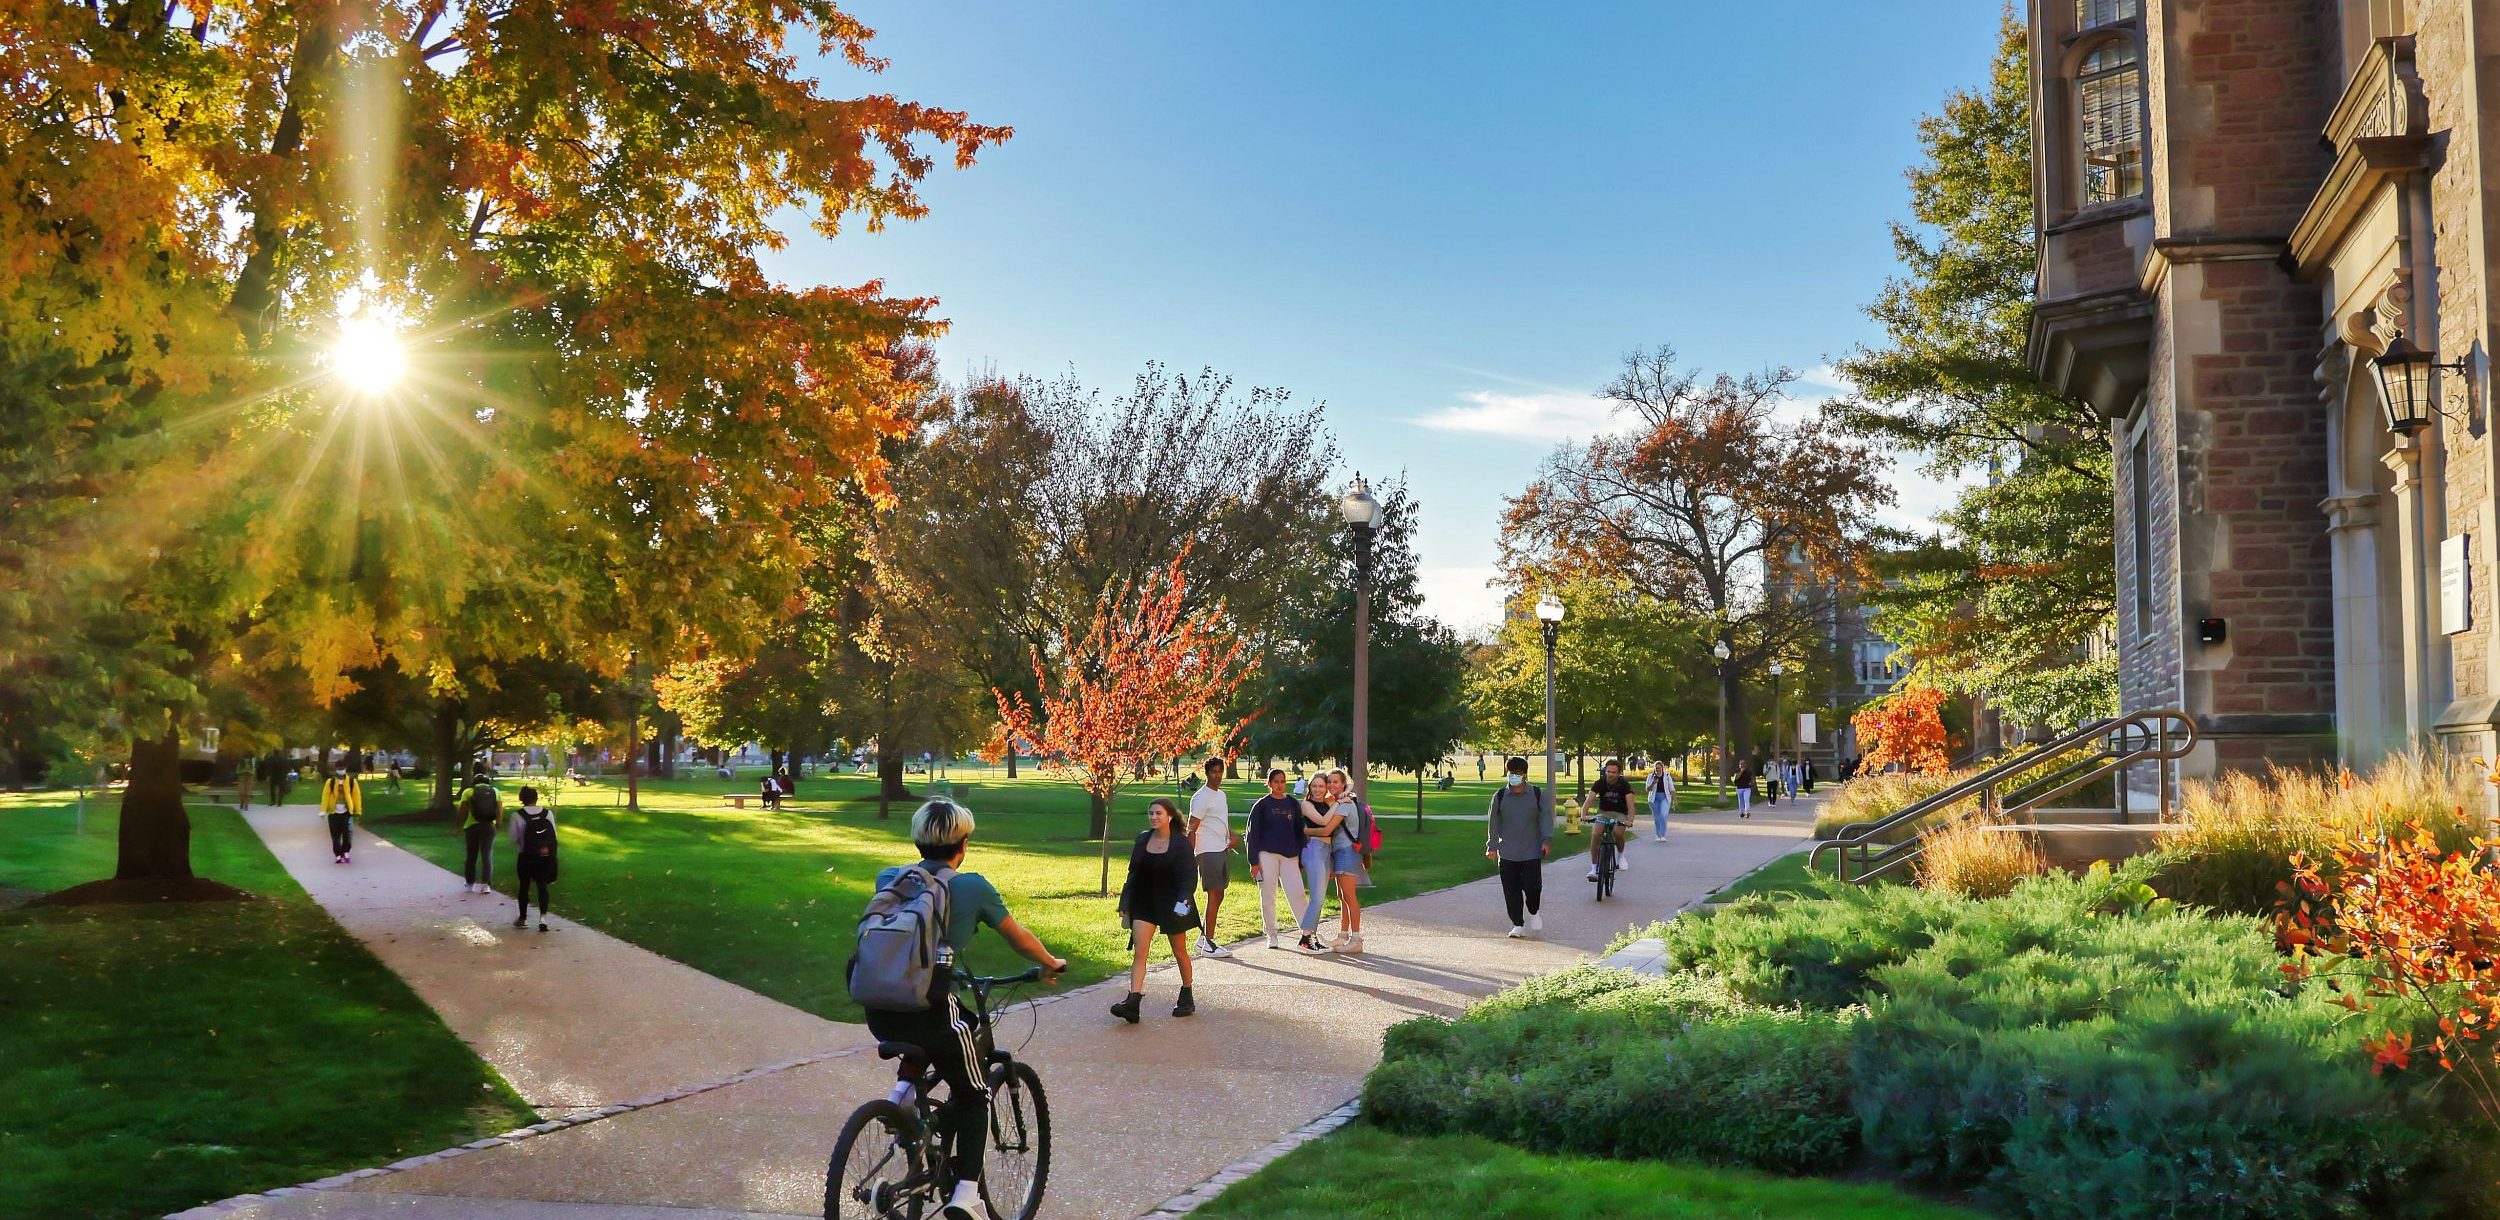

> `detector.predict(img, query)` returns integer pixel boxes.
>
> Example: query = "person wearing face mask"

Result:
[1485,756,1553,938]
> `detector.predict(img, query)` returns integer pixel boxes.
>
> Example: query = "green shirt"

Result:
[874,864,1009,950]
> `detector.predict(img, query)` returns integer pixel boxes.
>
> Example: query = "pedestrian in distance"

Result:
[1734,758,1757,818]
[858,800,1067,1220]
[1245,768,1312,950]
[510,786,559,931]
[1486,756,1553,938]
[319,766,362,863]
[1112,797,1199,1022]
[759,771,783,812]
[1646,760,1675,841]
[235,756,253,812]
[1186,757,1237,958]
[1586,758,1634,882]
[386,760,404,796]
[459,772,500,894]
[1308,770,1370,954]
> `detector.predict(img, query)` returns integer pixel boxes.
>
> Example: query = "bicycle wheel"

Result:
[980,1060,1052,1220]
[1596,837,1614,901]
[825,1099,926,1220]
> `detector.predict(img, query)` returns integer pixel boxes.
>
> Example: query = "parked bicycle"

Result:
[1589,814,1626,901]
[825,966,1051,1220]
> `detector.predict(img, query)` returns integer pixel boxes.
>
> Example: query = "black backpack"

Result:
[466,784,500,828]
[519,808,557,859]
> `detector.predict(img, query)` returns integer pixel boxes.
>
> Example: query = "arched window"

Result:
[2077,41,2145,206]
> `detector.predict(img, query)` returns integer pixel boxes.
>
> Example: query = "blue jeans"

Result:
[1297,840,1329,933]
[1649,793,1669,838]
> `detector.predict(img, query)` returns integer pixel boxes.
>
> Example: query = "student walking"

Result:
[1586,759,1634,882]
[510,786,559,931]
[1735,759,1757,818]
[386,761,404,796]
[1486,757,1553,938]
[1186,757,1235,957]
[1245,769,1311,950]
[1646,762,1675,840]
[263,751,289,807]
[319,767,362,863]
[459,773,500,894]
[1310,770,1369,954]
[1112,798,1199,1022]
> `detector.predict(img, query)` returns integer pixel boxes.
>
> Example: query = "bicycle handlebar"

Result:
[955,965,1044,987]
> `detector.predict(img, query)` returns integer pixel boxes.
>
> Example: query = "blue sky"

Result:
[767,1,2009,632]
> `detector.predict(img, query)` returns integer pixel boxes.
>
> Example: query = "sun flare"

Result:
[331,315,409,397]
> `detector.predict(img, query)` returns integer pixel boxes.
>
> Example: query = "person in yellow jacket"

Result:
[320,767,363,864]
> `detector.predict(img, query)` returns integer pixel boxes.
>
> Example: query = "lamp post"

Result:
[1711,640,1732,797]
[1769,661,1785,797]
[1340,477,1381,804]
[1536,595,1566,798]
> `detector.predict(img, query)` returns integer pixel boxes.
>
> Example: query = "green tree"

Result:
[1248,482,1470,818]
[1463,578,1718,793]
[1828,12,2117,728]
[0,4,1005,889]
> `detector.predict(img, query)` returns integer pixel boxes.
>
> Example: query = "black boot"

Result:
[1109,991,1142,1024]
[1172,986,1196,1018]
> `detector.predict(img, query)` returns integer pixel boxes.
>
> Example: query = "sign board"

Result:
[2443,533,2472,635]
[1797,713,1818,744]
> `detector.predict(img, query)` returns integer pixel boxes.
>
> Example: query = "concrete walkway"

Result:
[192,795,1822,1220]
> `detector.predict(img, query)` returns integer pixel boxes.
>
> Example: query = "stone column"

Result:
[2385,436,2434,742]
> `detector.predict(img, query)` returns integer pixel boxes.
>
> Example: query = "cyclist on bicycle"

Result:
[867,800,1067,1220]
[1586,758,1634,882]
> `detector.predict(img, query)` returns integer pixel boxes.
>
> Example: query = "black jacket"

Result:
[1117,831,1195,920]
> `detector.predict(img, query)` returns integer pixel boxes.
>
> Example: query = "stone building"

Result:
[2026,0,2500,777]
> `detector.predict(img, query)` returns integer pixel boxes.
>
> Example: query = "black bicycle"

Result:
[1589,815,1626,901]
[824,967,1051,1220]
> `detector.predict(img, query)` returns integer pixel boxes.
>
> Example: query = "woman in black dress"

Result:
[1111,797,1199,1022]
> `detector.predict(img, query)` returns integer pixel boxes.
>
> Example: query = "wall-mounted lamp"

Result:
[2374,330,2472,435]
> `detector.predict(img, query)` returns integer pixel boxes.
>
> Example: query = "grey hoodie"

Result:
[1486,782,1553,862]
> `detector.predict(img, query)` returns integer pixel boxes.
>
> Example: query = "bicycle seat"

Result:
[874,1040,926,1062]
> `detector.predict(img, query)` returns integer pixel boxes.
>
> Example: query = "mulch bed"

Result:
[23,877,259,907]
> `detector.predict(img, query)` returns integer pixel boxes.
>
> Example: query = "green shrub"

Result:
[1366,967,1858,1174]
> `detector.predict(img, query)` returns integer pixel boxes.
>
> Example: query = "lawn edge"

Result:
[1144,1099,1365,1217]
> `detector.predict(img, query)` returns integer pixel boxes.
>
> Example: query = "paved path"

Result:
[192,795,1821,1220]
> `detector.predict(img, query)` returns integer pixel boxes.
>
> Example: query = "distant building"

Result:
[2027,0,2500,775]
[1768,544,1901,767]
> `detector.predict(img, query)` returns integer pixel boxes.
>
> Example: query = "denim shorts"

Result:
[1330,843,1363,875]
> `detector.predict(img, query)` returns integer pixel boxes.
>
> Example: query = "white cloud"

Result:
[1416,565,1507,637]
[1410,389,1627,441]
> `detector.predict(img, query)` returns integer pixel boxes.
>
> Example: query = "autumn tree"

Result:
[995,555,1260,893]
[1828,13,2117,728]
[1499,347,1896,772]
[0,4,1005,892]
[1852,687,1953,775]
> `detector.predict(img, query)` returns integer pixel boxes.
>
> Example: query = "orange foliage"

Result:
[2281,776,2500,1127]
[1851,687,1951,775]
[993,553,1260,803]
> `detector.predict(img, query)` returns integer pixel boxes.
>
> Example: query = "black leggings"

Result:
[463,824,496,885]
[516,870,550,918]
[864,996,989,1187]
[1499,857,1543,926]
[326,814,354,857]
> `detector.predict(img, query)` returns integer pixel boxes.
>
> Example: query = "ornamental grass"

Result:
[2163,752,2487,915]
[1914,814,2046,899]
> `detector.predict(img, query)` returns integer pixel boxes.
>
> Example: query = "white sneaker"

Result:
[1507,925,1525,939]
[1266,933,1283,950]
[1586,870,1599,882]
[1618,855,1630,871]
[1527,913,1543,933]
[1205,940,1232,958]
[942,1179,982,1219]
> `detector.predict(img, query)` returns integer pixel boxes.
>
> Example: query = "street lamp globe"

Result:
[1769,661,1785,676]
[1338,477,1380,528]
[1711,640,1731,661]
[1534,595,1565,624]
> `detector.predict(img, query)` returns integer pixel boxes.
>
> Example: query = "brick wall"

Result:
[2415,3,2491,708]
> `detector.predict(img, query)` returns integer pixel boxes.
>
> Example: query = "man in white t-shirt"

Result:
[1186,756,1237,957]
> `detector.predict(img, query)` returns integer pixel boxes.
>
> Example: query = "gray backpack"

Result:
[848,863,955,1012]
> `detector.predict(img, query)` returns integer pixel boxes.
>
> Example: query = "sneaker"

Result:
[512,916,528,929]
[1328,932,1353,953]
[1617,855,1629,871]
[1527,913,1543,934]
[1194,936,1218,957]
[1587,870,1600,882]
[1266,933,1283,950]
[537,921,548,932]
[1507,925,1526,939]
[1300,933,1327,952]
[1203,940,1232,958]
[942,1179,983,1219]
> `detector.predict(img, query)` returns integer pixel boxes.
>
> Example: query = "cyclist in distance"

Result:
[867,800,1067,1220]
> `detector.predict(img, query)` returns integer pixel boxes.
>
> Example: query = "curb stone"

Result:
[1138,1098,1363,1217]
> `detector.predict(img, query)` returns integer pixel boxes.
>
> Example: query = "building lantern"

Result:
[2373,332,2464,435]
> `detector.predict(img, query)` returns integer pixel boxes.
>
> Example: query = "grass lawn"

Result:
[1192,1125,1987,1219]
[356,767,1738,1024]
[0,793,536,1220]
[1701,849,1846,904]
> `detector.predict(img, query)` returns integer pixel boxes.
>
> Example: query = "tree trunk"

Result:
[429,701,459,816]
[1088,768,1112,840]
[115,733,193,880]
[878,753,912,805]
[1005,749,1018,778]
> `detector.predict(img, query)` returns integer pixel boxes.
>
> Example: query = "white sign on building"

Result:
[1797,713,1818,744]
[2443,533,2472,635]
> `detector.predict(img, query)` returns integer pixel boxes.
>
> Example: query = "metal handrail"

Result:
[1808,709,2197,884]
